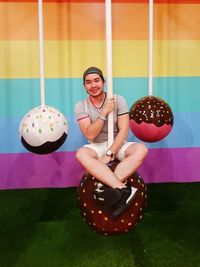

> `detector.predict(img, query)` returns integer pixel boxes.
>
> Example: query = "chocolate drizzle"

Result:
[129,96,174,127]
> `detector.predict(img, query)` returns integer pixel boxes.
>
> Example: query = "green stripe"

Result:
[0,77,200,117]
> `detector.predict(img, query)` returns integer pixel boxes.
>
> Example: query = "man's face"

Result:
[84,73,104,97]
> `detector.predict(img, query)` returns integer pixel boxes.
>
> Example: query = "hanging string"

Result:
[105,0,114,148]
[148,0,153,96]
[38,0,45,106]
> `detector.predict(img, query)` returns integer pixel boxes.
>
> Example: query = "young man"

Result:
[75,67,148,219]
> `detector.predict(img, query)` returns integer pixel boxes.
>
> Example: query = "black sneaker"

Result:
[111,185,138,220]
[93,183,122,208]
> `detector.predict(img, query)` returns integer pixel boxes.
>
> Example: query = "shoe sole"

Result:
[111,189,138,220]
[126,187,137,204]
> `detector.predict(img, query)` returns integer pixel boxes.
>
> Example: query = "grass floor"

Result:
[0,183,199,267]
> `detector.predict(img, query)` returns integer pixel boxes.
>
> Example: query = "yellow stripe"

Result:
[0,40,200,78]
[154,41,200,77]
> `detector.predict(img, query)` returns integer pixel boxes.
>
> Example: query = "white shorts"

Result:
[83,141,135,161]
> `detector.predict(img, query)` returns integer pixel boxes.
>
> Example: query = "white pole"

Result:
[38,0,45,106]
[105,0,114,148]
[148,0,153,96]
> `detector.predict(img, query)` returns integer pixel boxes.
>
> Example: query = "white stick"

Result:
[148,0,153,96]
[105,0,114,148]
[38,0,45,106]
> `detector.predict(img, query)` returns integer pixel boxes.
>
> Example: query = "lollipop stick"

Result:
[148,0,153,96]
[38,0,45,106]
[105,0,114,148]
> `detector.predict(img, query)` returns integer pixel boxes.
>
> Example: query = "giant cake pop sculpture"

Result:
[19,0,68,154]
[129,0,174,142]
[77,0,147,236]
[129,96,173,142]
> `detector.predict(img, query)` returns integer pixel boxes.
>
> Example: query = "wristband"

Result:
[98,115,107,121]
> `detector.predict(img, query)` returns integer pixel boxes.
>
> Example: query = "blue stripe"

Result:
[1,77,200,117]
[0,112,199,153]
[115,76,200,112]
[0,78,87,117]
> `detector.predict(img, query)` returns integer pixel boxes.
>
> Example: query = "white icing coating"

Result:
[19,105,68,146]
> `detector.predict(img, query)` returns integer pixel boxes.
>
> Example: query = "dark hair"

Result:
[83,67,105,83]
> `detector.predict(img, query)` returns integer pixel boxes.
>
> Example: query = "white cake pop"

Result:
[19,105,68,154]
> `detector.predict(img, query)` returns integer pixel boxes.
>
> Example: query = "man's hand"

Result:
[98,155,112,164]
[102,97,116,115]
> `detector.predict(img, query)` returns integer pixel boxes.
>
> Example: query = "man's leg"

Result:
[76,147,125,189]
[114,143,148,182]
[110,143,147,219]
[76,146,140,217]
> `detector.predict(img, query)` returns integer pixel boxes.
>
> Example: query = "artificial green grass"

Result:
[0,183,199,267]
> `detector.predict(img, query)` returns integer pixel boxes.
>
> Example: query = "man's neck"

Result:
[89,92,106,109]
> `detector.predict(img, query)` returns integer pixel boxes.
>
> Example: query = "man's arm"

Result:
[78,97,115,142]
[78,116,105,142]
[108,113,129,155]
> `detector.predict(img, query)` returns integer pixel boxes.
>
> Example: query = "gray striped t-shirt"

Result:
[75,94,129,143]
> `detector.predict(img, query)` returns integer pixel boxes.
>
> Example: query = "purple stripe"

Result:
[0,148,199,190]
[139,147,200,183]
[0,151,85,190]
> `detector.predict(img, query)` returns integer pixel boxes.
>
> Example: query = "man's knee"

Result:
[76,147,98,163]
[138,143,148,158]
[76,147,86,162]
[126,142,148,159]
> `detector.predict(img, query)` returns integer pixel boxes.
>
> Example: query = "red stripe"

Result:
[77,116,90,121]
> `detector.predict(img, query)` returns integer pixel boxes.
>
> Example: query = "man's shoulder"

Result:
[115,94,124,98]
[75,97,88,113]
[75,98,86,107]
[115,94,126,102]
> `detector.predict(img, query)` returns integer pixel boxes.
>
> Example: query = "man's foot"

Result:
[93,183,121,207]
[111,185,138,220]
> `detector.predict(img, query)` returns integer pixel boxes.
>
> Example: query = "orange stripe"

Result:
[0,3,200,40]
[155,4,200,39]
[0,1,200,3]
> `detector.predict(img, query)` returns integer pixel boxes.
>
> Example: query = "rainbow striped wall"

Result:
[1,0,200,189]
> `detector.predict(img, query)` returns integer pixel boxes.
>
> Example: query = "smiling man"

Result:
[74,66,148,219]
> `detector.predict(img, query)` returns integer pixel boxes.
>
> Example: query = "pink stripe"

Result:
[0,147,199,190]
